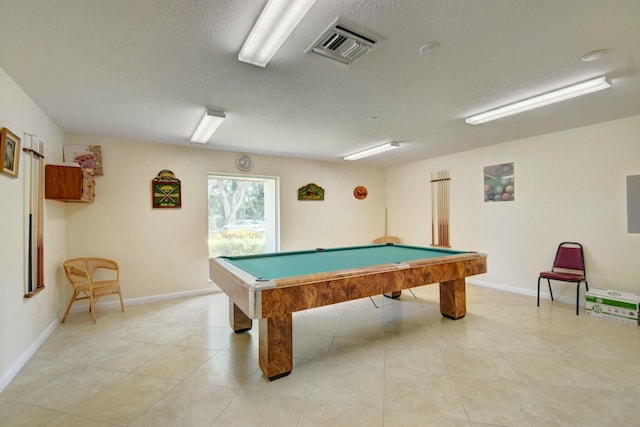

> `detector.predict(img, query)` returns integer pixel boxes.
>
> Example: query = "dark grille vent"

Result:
[334,25,377,45]
[307,19,380,65]
[324,34,347,50]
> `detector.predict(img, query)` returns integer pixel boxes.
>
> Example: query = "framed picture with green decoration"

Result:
[152,170,181,208]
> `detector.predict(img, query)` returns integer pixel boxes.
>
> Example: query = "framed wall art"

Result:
[152,170,181,208]
[298,183,324,200]
[484,162,514,202]
[353,186,368,200]
[1,128,21,178]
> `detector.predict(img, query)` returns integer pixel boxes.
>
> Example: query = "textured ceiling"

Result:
[1,0,639,167]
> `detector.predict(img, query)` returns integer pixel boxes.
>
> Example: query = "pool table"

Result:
[209,243,487,380]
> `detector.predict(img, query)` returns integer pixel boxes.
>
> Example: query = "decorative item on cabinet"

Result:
[63,144,104,175]
[45,164,95,202]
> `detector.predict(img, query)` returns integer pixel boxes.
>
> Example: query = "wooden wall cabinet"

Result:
[45,165,95,202]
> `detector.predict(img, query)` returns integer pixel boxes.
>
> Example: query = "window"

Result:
[208,174,278,257]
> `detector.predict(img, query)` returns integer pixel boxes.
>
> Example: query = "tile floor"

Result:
[2,284,640,426]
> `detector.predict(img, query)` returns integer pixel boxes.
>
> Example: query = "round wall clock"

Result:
[236,154,253,172]
[353,186,368,199]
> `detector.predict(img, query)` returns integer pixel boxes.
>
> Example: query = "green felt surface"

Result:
[220,244,467,280]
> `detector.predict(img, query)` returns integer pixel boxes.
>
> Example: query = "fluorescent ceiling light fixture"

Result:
[238,0,317,67]
[190,110,226,143]
[465,76,611,125]
[344,142,399,161]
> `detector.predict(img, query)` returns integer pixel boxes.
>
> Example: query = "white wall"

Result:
[63,134,387,299]
[386,115,640,298]
[0,67,66,389]
[4,61,639,392]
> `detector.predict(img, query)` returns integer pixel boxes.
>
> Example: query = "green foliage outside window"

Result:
[208,177,266,257]
[208,229,265,258]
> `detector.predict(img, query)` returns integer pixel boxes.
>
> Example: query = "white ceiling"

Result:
[1,0,639,167]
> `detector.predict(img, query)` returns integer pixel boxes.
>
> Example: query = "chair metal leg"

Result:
[574,281,589,316]
[540,279,588,315]
[407,288,417,299]
[576,283,580,315]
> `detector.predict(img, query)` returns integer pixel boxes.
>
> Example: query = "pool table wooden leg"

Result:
[259,313,293,380]
[230,301,253,332]
[383,291,402,299]
[439,278,466,319]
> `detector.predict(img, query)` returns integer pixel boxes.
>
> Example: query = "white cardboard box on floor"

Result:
[585,287,640,325]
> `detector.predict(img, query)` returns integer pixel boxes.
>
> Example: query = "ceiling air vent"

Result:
[307,19,380,65]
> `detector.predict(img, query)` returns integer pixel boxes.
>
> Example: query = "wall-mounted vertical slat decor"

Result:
[430,170,451,247]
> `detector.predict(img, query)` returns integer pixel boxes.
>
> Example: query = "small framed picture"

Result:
[484,162,514,202]
[1,128,21,178]
[152,170,182,208]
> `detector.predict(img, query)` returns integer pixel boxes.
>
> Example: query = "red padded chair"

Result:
[537,242,589,315]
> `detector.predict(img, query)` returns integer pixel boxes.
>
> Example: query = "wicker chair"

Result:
[62,257,124,323]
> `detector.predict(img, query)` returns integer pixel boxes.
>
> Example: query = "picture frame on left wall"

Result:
[1,128,21,178]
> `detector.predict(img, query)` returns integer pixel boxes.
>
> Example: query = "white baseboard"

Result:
[468,279,585,306]
[69,287,220,313]
[0,287,220,393]
[0,318,58,393]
